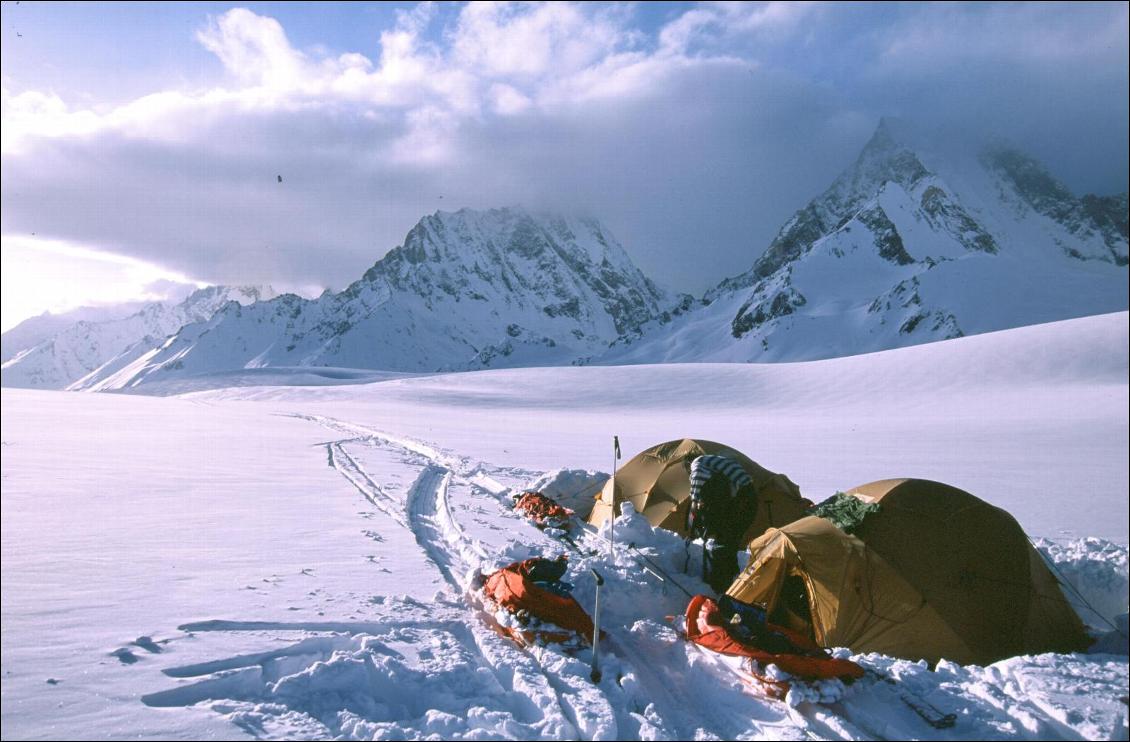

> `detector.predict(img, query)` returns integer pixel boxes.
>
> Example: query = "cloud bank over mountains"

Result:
[2,2,1126,306]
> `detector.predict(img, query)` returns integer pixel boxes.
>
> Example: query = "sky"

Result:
[1,1,1128,331]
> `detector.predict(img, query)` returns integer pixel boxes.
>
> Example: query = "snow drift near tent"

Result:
[588,438,811,542]
[726,478,1092,666]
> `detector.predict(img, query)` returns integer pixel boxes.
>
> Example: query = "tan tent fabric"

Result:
[586,438,810,543]
[727,478,1091,666]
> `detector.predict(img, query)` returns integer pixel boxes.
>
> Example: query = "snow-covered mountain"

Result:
[2,303,149,363]
[1,285,275,389]
[603,119,1128,364]
[20,121,1127,389]
[82,208,669,390]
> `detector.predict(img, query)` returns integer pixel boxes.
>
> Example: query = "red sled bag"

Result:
[480,557,599,648]
[513,491,574,530]
[685,594,864,698]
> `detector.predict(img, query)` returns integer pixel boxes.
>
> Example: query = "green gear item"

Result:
[809,492,881,534]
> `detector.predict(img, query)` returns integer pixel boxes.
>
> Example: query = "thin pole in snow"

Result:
[609,436,621,560]
[590,567,605,683]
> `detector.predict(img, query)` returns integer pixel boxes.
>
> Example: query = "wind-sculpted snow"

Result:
[1036,537,1129,640]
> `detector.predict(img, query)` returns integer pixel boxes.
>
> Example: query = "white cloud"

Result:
[875,2,1129,70]
[0,235,204,330]
[451,2,629,80]
[489,83,533,115]
[196,8,308,89]
[659,1,818,55]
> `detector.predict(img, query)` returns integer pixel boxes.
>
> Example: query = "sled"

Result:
[513,491,575,531]
[684,594,864,699]
[472,557,599,651]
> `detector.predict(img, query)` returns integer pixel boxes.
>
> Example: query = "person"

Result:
[684,454,759,592]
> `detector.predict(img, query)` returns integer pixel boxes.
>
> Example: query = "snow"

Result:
[2,311,1128,740]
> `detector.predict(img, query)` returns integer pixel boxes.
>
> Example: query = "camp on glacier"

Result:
[3,2,1128,740]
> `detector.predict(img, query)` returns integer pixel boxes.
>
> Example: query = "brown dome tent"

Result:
[726,478,1091,666]
[586,438,810,542]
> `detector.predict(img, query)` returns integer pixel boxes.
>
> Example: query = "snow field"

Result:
[2,312,1128,740]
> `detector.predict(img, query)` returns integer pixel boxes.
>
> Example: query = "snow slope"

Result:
[605,119,1128,364]
[0,286,275,390]
[2,311,1127,740]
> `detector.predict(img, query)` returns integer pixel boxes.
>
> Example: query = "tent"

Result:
[587,438,811,542]
[726,478,1091,665]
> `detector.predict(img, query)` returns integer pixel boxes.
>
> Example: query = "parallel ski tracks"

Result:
[306,414,615,740]
[326,440,410,530]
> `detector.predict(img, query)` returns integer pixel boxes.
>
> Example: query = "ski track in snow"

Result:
[329,417,621,740]
[137,412,623,740]
[126,411,1128,741]
[325,439,411,530]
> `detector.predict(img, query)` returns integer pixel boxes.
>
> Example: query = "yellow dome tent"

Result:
[586,438,811,543]
[726,478,1091,665]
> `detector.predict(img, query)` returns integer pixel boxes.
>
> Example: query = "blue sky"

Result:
[1,1,1127,330]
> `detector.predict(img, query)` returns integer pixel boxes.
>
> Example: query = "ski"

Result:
[866,669,957,729]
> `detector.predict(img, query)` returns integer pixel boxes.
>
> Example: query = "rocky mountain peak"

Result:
[613,119,1128,367]
[357,206,667,337]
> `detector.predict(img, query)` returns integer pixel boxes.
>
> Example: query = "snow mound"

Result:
[1089,613,1129,655]
[1037,537,1129,632]
[524,469,609,519]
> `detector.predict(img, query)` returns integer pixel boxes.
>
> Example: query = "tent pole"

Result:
[609,436,620,560]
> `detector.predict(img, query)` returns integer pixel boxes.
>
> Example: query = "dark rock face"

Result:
[919,186,999,254]
[856,204,914,265]
[727,286,809,338]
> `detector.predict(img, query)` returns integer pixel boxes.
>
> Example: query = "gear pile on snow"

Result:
[478,556,598,649]
[513,491,574,530]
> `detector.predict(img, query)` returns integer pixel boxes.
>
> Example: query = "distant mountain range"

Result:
[3,118,1125,391]
[1,286,274,389]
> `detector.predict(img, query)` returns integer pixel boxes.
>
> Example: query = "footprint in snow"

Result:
[110,648,139,665]
[133,636,163,654]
